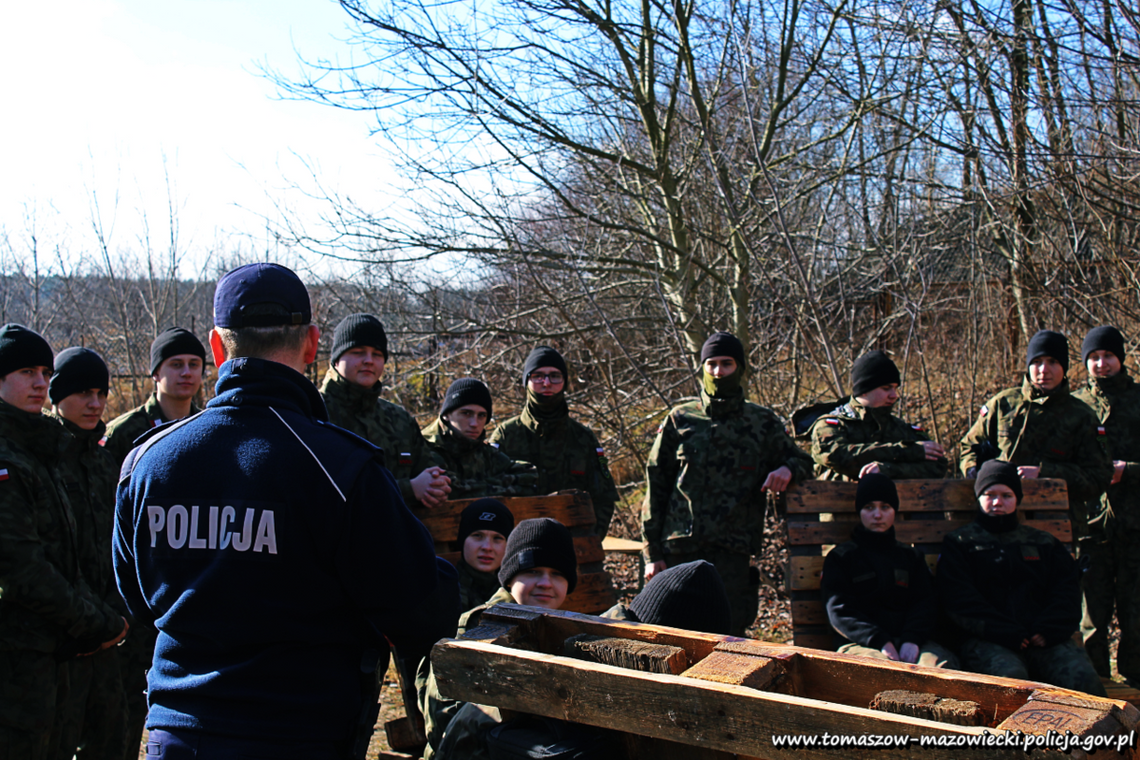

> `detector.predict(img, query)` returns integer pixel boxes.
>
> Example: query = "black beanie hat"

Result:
[441,378,493,419]
[974,459,1023,505]
[522,346,568,387]
[1082,326,1125,364]
[700,332,746,370]
[331,313,389,365]
[855,472,899,511]
[150,327,206,376]
[1026,330,1069,374]
[49,348,110,405]
[458,498,515,545]
[851,350,901,396]
[628,560,732,635]
[0,324,54,379]
[498,517,578,594]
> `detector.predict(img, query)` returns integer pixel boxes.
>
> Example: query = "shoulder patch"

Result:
[824,418,839,426]
[1098,426,1106,436]
[489,442,500,449]
[979,406,988,417]
[911,423,924,432]
[596,447,605,457]
[0,467,8,482]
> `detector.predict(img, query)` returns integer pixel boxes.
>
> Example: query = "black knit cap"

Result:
[213,262,311,329]
[458,498,515,545]
[855,472,899,511]
[628,560,732,636]
[522,346,568,387]
[331,313,389,365]
[1082,326,1126,364]
[700,331,746,370]
[50,347,110,404]
[1026,330,1069,374]
[974,459,1023,504]
[498,517,577,594]
[851,350,901,396]
[0,324,54,379]
[149,327,206,376]
[441,377,493,419]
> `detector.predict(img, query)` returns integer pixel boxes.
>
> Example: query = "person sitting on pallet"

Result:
[820,473,957,668]
[795,350,948,481]
[938,460,1105,695]
[604,559,733,636]
[419,517,578,760]
[454,498,515,613]
[422,378,538,499]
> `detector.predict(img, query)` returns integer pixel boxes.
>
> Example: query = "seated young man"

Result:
[604,559,732,636]
[821,473,956,668]
[938,460,1104,694]
[454,498,515,613]
[420,518,577,760]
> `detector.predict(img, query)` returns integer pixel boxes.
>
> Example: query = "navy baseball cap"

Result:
[213,263,311,328]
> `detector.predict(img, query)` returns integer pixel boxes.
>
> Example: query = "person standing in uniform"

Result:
[938,460,1104,694]
[320,313,450,508]
[800,350,948,480]
[113,263,458,760]
[641,331,814,637]
[958,329,1111,504]
[489,346,620,536]
[0,325,127,760]
[48,348,131,760]
[1073,326,1140,684]
[422,378,537,499]
[821,473,956,668]
[453,499,515,613]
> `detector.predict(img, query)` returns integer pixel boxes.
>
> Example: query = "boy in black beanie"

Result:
[604,560,732,636]
[798,349,948,481]
[958,329,1111,506]
[454,498,515,612]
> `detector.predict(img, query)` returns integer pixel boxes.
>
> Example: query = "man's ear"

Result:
[302,325,321,366]
[208,328,227,367]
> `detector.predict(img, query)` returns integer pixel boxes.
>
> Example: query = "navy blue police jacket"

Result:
[113,356,458,742]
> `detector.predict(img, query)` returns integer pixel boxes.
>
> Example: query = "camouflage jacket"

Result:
[103,393,201,467]
[957,378,1112,505]
[938,514,1080,650]
[641,389,814,561]
[320,368,437,507]
[0,400,122,654]
[804,396,947,481]
[51,413,127,617]
[1074,371,1140,536]
[489,394,619,536]
[422,418,538,500]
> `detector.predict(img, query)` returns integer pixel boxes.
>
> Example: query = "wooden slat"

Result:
[791,601,827,626]
[603,536,644,553]
[791,632,832,651]
[785,478,1070,514]
[787,556,824,591]
[788,518,1070,546]
[412,491,597,541]
[562,571,616,615]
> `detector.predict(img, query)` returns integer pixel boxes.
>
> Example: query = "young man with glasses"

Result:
[490,346,620,536]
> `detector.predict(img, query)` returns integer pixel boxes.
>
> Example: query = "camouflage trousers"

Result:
[76,649,128,760]
[118,622,157,760]
[663,550,758,637]
[838,640,960,670]
[1079,531,1140,683]
[960,638,1105,696]
[0,650,57,760]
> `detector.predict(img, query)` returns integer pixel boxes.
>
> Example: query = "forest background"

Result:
[3,0,1140,540]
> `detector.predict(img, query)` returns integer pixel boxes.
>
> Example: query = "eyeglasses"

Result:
[528,372,564,385]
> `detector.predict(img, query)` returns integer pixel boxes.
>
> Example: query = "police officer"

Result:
[799,350,948,480]
[0,325,127,760]
[103,327,206,465]
[958,329,1112,504]
[113,263,458,760]
[49,348,131,760]
[320,313,450,508]
[938,460,1104,694]
[641,331,814,637]
[1073,325,1140,684]
[821,473,956,668]
[422,378,537,499]
[489,346,620,536]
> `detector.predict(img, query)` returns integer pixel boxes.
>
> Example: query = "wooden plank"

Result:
[791,632,832,650]
[791,600,827,626]
[603,536,644,553]
[788,518,1070,546]
[430,639,1024,760]
[412,492,597,541]
[788,556,825,591]
[561,571,616,615]
[785,479,1070,514]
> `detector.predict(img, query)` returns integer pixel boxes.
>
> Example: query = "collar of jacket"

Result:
[975,509,1020,534]
[426,416,486,451]
[320,365,381,414]
[852,524,897,550]
[49,410,107,453]
[1091,370,1133,398]
[210,357,329,422]
[520,388,569,431]
[0,398,73,459]
[846,395,894,425]
[699,385,745,418]
[1021,375,1071,403]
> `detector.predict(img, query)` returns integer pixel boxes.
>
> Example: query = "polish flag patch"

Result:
[1098,426,1107,436]
[98,436,108,447]
[596,447,605,457]
[0,468,8,482]
[912,423,925,432]
[824,418,839,425]
[399,452,413,465]
[979,406,988,417]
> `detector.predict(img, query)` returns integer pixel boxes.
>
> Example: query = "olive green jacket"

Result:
[320,368,436,507]
[422,418,537,500]
[1074,371,1140,537]
[489,394,619,536]
[103,394,201,467]
[641,389,814,562]
[0,401,122,654]
[957,378,1112,505]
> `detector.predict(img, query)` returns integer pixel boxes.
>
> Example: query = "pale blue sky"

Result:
[0,0,398,274]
